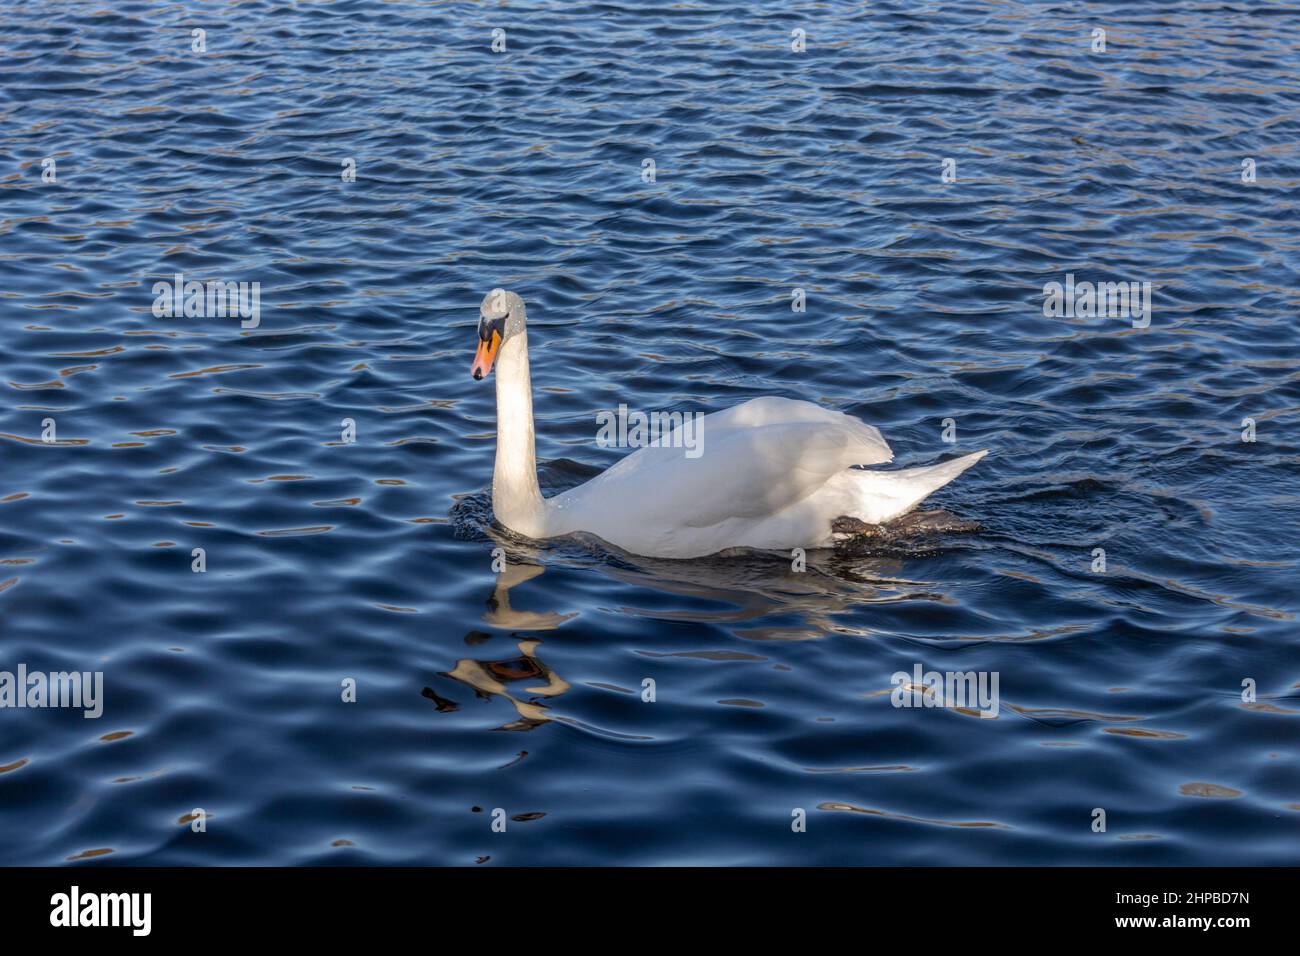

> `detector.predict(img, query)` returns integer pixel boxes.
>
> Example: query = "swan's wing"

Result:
[596,396,892,483]
[703,397,892,455]
[552,409,892,535]
[670,419,891,525]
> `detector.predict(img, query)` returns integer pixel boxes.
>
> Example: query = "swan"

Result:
[470,289,988,560]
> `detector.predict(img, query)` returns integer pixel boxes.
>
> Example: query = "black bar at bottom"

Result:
[0,866,1284,941]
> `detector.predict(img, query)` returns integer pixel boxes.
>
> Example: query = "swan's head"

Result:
[471,288,526,381]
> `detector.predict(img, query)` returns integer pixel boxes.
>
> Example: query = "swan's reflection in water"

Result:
[598,547,936,642]
[449,475,969,628]
[432,508,971,730]
[480,514,963,640]
[425,561,573,731]
[482,562,576,631]
[441,638,569,732]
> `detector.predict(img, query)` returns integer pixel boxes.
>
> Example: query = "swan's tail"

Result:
[847,449,988,525]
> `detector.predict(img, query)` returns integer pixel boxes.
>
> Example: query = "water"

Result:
[2,0,1298,866]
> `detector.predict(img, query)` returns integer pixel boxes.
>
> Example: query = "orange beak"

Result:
[471,329,502,381]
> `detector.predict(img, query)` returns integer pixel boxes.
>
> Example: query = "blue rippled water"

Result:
[1,0,1298,866]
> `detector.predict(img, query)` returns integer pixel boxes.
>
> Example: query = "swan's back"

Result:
[545,398,895,556]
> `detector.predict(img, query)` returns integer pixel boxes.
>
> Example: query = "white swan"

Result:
[471,289,988,560]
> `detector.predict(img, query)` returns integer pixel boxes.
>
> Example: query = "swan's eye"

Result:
[478,315,505,342]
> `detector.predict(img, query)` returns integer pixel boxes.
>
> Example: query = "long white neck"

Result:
[492,329,546,536]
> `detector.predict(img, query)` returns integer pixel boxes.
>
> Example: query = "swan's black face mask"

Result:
[472,314,506,380]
